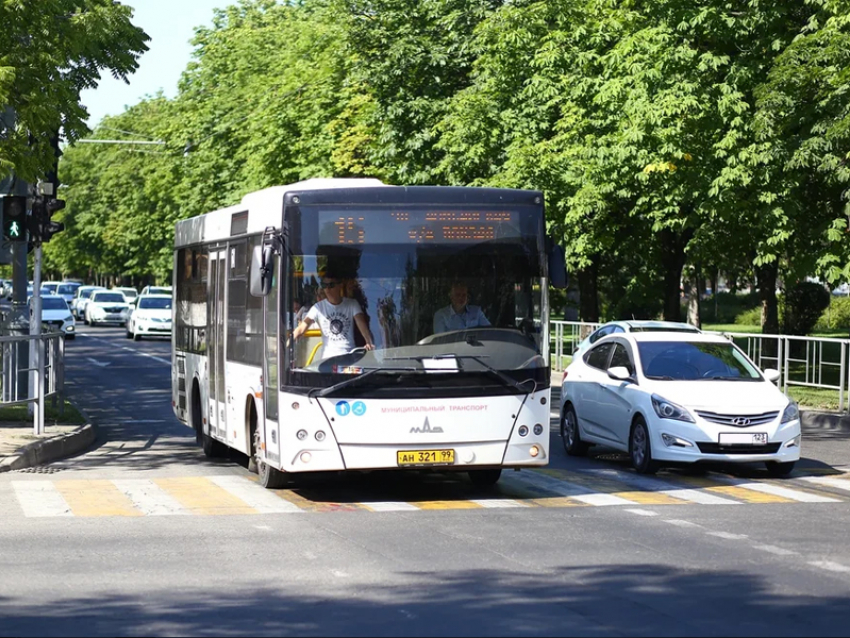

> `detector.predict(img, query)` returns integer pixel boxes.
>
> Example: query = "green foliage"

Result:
[783,282,832,335]
[701,292,760,324]
[814,296,850,333]
[0,0,149,181]
[735,306,763,327]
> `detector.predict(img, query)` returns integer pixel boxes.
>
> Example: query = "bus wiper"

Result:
[310,366,422,399]
[439,353,537,394]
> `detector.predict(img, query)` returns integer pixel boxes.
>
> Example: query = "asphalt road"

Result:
[2,325,850,637]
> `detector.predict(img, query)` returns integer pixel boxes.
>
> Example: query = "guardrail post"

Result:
[839,341,846,413]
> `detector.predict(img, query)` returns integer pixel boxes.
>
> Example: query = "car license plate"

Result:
[397,449,455,467]
[719,432,768,445]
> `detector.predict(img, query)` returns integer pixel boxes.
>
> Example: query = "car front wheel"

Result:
[630,417,658,475]
[561,404,589,456]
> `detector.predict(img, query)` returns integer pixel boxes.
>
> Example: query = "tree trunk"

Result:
[756,262,779,335]
[683,266,702,329]
[576,260,599,323]
[659,227,694,322]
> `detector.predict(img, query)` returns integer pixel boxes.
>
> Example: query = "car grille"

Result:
[103,306,124,313]
[45,320,64,327]
[696,442,782,455]
[695,410,779,427]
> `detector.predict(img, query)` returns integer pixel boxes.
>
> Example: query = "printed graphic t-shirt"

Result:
[306,298,364,359]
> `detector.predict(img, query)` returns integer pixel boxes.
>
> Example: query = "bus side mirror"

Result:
[548,241,568,289]
[249,245,273,297]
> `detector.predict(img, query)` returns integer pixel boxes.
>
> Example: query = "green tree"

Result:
[0,0,149,181]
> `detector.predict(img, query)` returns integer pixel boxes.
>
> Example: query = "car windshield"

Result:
[93,293,126,303]
[57,284,80,295]
[119,289,138,299]
[40,297,69,311]
[637,341,761,381]
[147,287,171,295]
[139,297,171,310]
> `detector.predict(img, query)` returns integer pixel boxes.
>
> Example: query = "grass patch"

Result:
[787,386,844,412]
[0,399,86,425]
[703,324,763,334]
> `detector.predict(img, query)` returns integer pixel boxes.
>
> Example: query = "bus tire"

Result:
[192,382,225,458]
[468,469,502,488]
[254,427,286,488]
[247,400,258,474]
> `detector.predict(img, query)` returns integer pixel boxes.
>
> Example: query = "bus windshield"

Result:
[285,204,546,388]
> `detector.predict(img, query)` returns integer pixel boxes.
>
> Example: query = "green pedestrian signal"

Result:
[1,196,27,242]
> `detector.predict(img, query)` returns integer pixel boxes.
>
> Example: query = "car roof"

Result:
[618,320,699,331]
[139,293,171,298]
[618,331,730,344]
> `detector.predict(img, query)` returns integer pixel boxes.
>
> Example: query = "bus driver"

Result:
[433,281,491,334]
[292,276,375,360]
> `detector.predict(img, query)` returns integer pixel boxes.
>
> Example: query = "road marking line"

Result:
[154,477,258,515]
[12,481,72,517]
[707,531,748,540]
[471,499,528,508]
[54,479,142,517]
[625,508,658,517]
[612,490,686,505]
[705,485,793,504]
[752,544,798,556]
[360,502,420,512]
[120,346,170,365]
[732,482,840,503]
[112,479,189,516]
[665,519,702,528]
[515,470,637,506]
[809,560,850,573]
[209,476,303,514]
[800,476,850,493]
[580,468,740,505]
[416,500,484,510]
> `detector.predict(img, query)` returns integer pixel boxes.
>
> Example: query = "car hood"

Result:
[91,300,129,308]
[642,378,789,412]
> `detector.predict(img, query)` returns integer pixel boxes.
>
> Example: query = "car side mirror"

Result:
[546,238,568,290]
[763,368,781,384]
[607,366,634,383]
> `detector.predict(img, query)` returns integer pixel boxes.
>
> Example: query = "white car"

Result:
[30,295,76,340]
[115,286,138,303]
[85,290,131,326]
[125,294,172,340]
[572,319,701,358]
[55,281,82,305]
[71,285,106,320]
[560,332,801,477]
[139,285,172,297]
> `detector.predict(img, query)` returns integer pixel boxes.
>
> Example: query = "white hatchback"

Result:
[125,294,172,340]
[560,332,801,477]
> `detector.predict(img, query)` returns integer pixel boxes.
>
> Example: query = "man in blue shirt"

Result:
[433,282,491,333]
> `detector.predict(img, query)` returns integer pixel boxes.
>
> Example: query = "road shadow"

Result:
[0,564,848,637]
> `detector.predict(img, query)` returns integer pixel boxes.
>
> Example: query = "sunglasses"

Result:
[320,281,340,289]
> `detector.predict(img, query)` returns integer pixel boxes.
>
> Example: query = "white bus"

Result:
[172,178,566,488]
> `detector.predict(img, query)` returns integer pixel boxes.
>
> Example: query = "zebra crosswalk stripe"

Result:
[12,481,72,517]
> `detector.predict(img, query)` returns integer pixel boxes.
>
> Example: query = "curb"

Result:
[800,410,850,430]
[0,422,98,473]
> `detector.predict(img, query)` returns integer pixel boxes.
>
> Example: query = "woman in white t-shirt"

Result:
[291,276,375,359]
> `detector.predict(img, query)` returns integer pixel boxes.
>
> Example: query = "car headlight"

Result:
[651,394,695,422]
[781,401,800,424]
[92,306,105,317]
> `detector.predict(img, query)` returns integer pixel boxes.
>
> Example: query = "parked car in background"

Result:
[126,294,172,340]
[560,331,801,477]
[40,281,62,296]
[116,287,139,303]
[572,320,701,358]
[85,290,131,326]
[56,281,82,305]
[139,285,172,297]
[71,285,106,321]
[31,295,76,340]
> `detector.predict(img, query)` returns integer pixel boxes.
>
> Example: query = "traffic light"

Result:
[28,195,65,243]
[2,196,27,242]
[41,197,65,243]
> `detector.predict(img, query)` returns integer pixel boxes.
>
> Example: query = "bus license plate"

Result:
[397,449,455,467]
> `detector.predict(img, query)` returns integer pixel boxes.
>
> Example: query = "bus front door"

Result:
[207,248,227,440]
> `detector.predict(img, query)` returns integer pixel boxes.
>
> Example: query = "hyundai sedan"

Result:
[560,332,801,476]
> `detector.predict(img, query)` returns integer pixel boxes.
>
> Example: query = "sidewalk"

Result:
[0,410,96,473]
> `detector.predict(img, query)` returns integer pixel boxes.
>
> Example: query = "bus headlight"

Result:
[296,429,308,440]
[533,424,544,435]
[518,425,529,437]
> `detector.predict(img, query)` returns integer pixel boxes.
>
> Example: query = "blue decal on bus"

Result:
[352,401,366,416]
[335,401,350,416]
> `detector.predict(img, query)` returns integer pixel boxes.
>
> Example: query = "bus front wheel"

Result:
[469,469,502,488]
[255,428,286,489]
